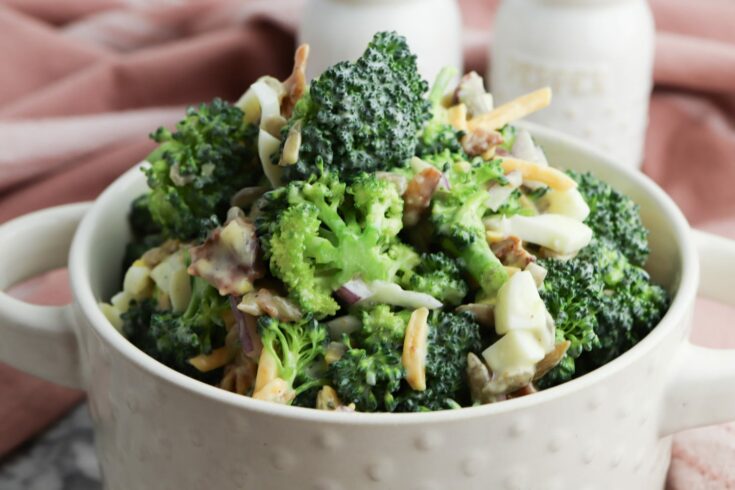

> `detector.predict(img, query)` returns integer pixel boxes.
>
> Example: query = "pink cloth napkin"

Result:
[0,0,733,486]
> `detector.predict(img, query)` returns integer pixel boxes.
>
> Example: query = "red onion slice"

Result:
[355,280,443,310]
[336,278,372,305]
[437,172,451,190]
[230,295,261,359]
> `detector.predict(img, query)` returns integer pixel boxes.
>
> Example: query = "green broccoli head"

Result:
[330,307,482,412]
[571,171,649,266]
[143,99,260,240]
[257,171,409,317]
[360,305,409,349]
[282,31,431,181]
[431,159,508,297]
[537,251,604,385]
[129,194,161,237]
[395,310,483,412]
[258,316,329,402]
[123,194,164,271]
[330,343,404,412]
[400,252,468,306]
[330,305,407,411]
[121,277,229,380]
[537,238,669,388]
[580,240,669,369]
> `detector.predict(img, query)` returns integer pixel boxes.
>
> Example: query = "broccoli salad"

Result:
[100,32,669,412]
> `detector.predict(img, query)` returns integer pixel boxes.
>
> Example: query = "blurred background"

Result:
[0,0,734,488]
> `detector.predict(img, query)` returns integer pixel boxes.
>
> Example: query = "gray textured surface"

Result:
[0,405,102,490]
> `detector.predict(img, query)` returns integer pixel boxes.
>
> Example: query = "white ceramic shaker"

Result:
[298,0,463,83]
[490,0,655,168]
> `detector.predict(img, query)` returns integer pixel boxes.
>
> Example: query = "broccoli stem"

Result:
[460,239,507,296]
[453,188,508,297]
[428,66,457,107]
[183,276,210,320]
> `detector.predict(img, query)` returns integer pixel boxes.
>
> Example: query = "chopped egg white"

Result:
[122,263,152,299]
[539,188,590,222]
[494,271,553,350]
[482,330,545,379]
[151,252,186,296]
[487,214,592,255]
[110,291,132,314]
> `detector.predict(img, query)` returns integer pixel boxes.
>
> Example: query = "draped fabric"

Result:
[1,1,734,485]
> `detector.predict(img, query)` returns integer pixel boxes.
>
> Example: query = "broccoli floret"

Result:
[580,240,669,369]
[257,172,409,317]
[571,171,649,266]
[431,159,508,298]
[123,194,163,271]
[497,124,516,153]
[537,239,669,387]
[121,277,229,380]
[121,298,157,355]
[395,311,482,412]
[129,194,160,237]
[331,344,405,412]
[258,316,329,405]
[330,308,482,412]
[537,252,604,385]
[400,252,468,306]
[143,99,259,240]
[330,306,407,411]
[416,67,466,159]
[282,31,431,181]
[361,305,410,348]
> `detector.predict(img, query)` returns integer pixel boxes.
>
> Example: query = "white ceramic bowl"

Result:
[1,123,735,490]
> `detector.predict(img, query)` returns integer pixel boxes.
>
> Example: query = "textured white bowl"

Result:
[1,122,735,490]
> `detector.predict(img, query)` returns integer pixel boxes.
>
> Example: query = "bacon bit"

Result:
[281,44,310,118]
[461,127,504,157]
[188,213,265,296]
[507,384,538,399]
[219,353,257,396]
[467,352,494,404]
[238,288,302,322]
[467,352,540,404]
[491,235,536,268]
[403,166,443,226]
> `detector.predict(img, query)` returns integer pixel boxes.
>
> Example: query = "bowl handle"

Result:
[659,230,735,436]
[0,203,91,389]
